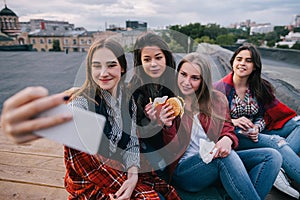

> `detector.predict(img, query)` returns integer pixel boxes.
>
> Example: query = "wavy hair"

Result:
[71,38,127,103]
[230,44,275,105]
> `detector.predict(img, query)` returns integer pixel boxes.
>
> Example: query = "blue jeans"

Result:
[263,117,300,154]
[172,148,282,200]
[236,118,300,184]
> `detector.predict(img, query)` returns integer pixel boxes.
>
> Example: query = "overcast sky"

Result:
[5,0,300,31]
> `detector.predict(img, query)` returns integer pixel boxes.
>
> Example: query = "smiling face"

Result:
[141,46,167,79]
[232,50,255,79]
[177,62,202,96]
[91,48,123,96]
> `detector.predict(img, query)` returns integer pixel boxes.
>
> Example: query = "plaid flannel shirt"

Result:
[230,88,266,132]
[64,147,181,199]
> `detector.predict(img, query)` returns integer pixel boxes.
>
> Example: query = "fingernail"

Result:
[63,96,70,101]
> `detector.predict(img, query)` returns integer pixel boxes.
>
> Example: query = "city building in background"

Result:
[0,3,299,52]
[0,4,20,37]
[295,14,300,27]
[126,20,147,31]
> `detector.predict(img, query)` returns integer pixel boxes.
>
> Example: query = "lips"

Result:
[237,66,247,71]
[150,69,161,74]
[100,78,112,83]
[181,85,192,91]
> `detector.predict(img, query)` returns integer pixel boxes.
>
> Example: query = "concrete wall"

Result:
[258,47,300,66]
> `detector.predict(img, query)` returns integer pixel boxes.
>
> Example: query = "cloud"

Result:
[6,0,300,31]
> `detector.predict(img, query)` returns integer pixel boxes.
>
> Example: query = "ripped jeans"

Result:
[262,116,300,155]
[236,118,300,184]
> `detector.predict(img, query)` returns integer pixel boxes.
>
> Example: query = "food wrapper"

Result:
[199,138,217,164]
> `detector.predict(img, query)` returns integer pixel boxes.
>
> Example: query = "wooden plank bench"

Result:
[0,128,68,200]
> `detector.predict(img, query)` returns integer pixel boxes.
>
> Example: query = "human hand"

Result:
[232,116,254,131]
[144,102,157,121]
[1,86,72,143]
[214,136,232,158]
[159,103,175,127]
[111,167,138,200]
[247,126,259,143]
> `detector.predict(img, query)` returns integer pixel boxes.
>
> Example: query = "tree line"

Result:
[165,22,300,52]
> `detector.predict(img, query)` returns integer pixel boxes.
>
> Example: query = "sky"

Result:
[4,0,300,31]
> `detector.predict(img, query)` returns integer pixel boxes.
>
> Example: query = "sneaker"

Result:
[273,168,299,199]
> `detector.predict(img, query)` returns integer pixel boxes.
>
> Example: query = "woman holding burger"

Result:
[130,31,178,179]
[159,52,282,200]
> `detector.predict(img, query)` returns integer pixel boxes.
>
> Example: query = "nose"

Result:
[100,66,108,76]
[239,59,246,65]
[183,77,191,86]
[151,60,157,67]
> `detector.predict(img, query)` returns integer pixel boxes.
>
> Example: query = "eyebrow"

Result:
[92,60,117,64]
[106,61,117,65]
[142,52,163,57]
[180,69,200,76]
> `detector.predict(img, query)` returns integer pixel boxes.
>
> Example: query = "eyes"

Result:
[92,61,118,68]
[235,56,253,63]
[179,71,201,81]
[142,55,164,63]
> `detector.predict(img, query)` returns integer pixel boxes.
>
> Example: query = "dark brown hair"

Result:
[230,43,275,105]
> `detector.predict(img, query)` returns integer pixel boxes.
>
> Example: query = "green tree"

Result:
[293,27,300,33]
[216,34,235,45]
[195,36,215,44]
[168,39,186,53]
[291,42,300,50]
[204,23,227,40]
[273,26,289,38]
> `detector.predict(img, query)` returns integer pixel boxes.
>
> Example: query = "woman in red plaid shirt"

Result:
[1,38,180,200]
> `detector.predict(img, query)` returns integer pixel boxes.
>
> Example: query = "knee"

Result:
[269,135,288,148]
[266,148,283,165]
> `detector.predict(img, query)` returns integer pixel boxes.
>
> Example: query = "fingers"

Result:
[236,120,254,130]
[248,132,259,142]
[6,113,72,142]
[113,184,130,200]
[144,103,157,120]
[2,86,49,111]
[4,92,68,124]
[1,87,72,143]
[159,104,175,126]
[214,137,232,158]
[215,148,230,158]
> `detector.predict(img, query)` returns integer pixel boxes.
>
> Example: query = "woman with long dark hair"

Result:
[214,43,300,199]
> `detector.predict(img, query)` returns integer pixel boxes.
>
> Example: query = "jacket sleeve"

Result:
[264,98,297,130]
[162,116,191,158]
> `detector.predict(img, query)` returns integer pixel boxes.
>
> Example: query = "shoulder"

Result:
[212,90,229,109]
[213,90,228,102]
[213,73,234,90]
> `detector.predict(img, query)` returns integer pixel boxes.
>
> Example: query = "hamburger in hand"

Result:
[151,96,184,118]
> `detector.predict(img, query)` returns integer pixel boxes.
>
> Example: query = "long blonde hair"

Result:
[71,38,127,104]
[177,52,229,122]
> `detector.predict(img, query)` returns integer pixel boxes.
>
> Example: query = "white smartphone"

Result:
[34,104,106,155]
